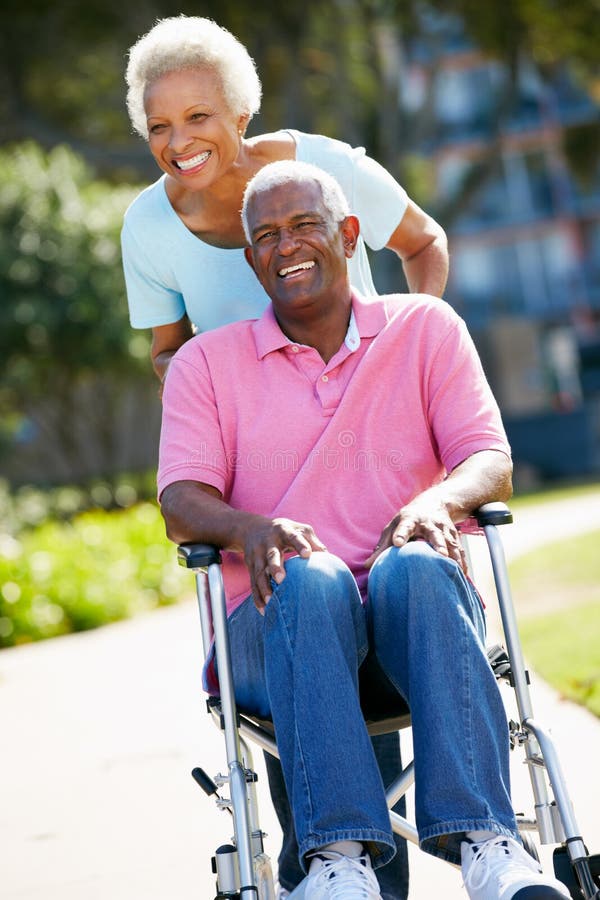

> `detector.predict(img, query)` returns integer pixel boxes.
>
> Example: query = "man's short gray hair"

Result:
[125,16,262,140]
[241,161,350,243]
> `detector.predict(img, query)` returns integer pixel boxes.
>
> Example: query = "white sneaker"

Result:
[305,851,382,899]
[461,835,571,899]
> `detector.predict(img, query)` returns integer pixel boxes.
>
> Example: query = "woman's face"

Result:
[144,66,248,189]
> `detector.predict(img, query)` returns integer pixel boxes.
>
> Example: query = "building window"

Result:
[434,65,496,142]
[439,155,511,232]
[450,242,524,327]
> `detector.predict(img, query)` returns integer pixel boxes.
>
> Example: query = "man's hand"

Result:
[364,450,512,574]
[160,483,327,613]
[243,518,327,613]
[364,496,467,573]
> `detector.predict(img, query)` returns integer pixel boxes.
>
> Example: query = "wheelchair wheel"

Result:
[521,831,540,863]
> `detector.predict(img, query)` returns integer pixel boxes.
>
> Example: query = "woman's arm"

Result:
[151,315,194,383]
[386,199,449,297]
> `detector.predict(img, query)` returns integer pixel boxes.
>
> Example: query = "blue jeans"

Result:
[226,543,519,875]
[264,734,409,898]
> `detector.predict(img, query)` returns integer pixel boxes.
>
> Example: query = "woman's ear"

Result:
[238,113,250,136]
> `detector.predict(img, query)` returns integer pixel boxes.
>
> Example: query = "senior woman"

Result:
[122,16,448,383]
[122,16,448,900]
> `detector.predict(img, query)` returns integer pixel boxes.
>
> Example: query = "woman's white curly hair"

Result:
[125,15,262,140]
[242,161,350,243]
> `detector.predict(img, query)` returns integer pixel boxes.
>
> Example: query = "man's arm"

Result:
[386,199,449,297]
[365,449,512,573]
[161,480,326,611]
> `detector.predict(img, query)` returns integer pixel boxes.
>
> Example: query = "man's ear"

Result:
[244,245,257,274]
[340,215,360,259]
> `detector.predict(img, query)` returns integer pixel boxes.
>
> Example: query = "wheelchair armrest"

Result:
[474,502,513,527]
[177,543,222,569]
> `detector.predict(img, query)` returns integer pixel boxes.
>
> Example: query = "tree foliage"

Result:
[1,0,597,181]
[0,142,144,391]
[0,143,157,481]
[444,0,600,76]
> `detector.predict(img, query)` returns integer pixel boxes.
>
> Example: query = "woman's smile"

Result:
[172,150,212,174]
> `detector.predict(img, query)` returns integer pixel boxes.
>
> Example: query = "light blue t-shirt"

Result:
[121,130,408,332]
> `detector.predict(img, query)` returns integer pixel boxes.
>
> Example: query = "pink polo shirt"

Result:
[158,292,510,616]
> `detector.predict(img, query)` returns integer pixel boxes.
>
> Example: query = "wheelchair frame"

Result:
[177,502,599,900]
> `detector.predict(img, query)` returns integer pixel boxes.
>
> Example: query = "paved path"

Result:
[2,493,599,899]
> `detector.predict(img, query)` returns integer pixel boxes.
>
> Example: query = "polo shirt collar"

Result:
[253,289,388,360]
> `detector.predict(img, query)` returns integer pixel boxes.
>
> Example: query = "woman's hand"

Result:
[243,518,327,612]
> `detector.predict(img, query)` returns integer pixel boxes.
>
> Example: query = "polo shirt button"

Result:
[321,375,329,382]
[291,346,299,353]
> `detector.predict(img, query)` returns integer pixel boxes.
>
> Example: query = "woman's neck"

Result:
[165,144,256,247]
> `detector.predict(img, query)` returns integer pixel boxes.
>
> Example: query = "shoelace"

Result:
[463,837,540,892]
[311,852,378,898]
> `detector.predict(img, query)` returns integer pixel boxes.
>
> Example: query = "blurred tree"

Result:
[367,1,600,230]
[444,0,600,79]
[0,142,160,483]
[1,0,597,182]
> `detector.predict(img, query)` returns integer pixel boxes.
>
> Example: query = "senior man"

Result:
[158,161,569,900]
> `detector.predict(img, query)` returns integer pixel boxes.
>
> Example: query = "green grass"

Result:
[510,479,600,510]
[510,529,600,717]
[510,529,600,599]
[519,604,600,717]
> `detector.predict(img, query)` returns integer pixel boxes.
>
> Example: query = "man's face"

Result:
[244,180,357,320]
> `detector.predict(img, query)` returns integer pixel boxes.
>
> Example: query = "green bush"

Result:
[0,473,157,536]
[0,141,145,391]
[0,502,189,648]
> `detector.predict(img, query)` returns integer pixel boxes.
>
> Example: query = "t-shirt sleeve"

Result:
[425,312,511,473]
[300,132,409,251]
[349,150,409,250]
[157,349,228,498]
[121,218,186,329]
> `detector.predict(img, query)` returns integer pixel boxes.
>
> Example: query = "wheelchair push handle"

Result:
[474,501,513,527]
[177,543,222,569]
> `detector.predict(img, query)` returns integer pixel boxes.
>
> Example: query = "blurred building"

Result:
[400,11,600,481]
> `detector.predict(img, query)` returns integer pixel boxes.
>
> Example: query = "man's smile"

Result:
[277,261,316,279]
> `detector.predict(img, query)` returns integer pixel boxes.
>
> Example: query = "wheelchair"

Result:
[177,502,600,900]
